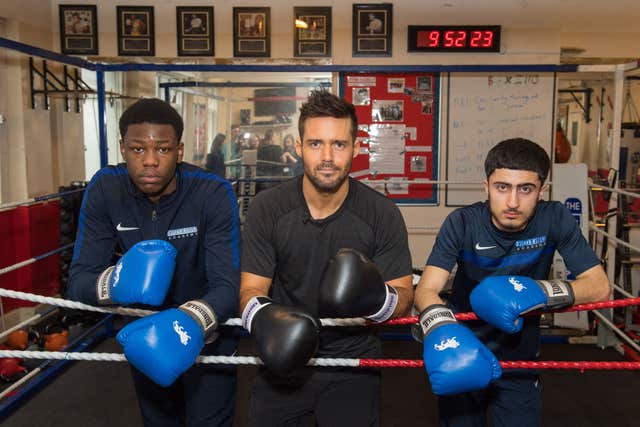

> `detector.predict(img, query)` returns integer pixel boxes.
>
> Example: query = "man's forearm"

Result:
[239,287,269,313]
[414,287,445,313]
[393,286,414,317]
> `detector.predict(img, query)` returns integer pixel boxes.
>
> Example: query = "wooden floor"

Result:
[2,333,640,427]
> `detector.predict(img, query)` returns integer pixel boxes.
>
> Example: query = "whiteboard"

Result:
[446,72,556,206]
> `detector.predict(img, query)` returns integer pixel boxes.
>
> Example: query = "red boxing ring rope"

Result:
[383,297,640,325]
[357,359,640,371]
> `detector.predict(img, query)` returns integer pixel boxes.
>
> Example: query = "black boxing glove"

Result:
[319,248,397,322]
[242,296,320,374]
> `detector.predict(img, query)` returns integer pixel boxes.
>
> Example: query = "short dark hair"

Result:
[119,98,184,141]
[484,138,550,183]
[298,90,358,142]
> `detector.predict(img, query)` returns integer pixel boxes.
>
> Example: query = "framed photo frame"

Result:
[233,7,270,57]
[352,3,392,57]
[59,5,98,55]
[353,87,371,106]
[417,76,433,93]
[387,77,405,93]
[176,7,214,56]
[372,100,404,122]
[294,7,331,58]
[117,6,155,56]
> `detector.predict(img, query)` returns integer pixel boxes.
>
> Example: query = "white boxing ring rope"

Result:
[0,243,74,277]
[592,310,640,354]
[0,350,368,369]
[0,187,86,212]
[589,182,640,200]
[0,310,56,341]
[0,288,368,328]
[589,224,640,254]
[0,288,156,319]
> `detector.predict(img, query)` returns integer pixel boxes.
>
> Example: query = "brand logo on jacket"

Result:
[475,243,496,251]
[167,226,198,240]
[116,223,139,232]
[515,235,547,251]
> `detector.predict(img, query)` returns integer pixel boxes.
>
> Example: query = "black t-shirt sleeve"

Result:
[554,203,601,276]
[372,199,413,281]
[426,209,464,272]
[241,192,277,279]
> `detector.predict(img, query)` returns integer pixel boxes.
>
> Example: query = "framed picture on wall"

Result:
[417,76,433,93]
[117,6,155,56]
[233,7,270,57]
[176,6,214,56]
[294,7,331,58]
[352,3,392,57]
[59,5,98,55]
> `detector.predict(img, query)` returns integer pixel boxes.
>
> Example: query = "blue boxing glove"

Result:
[470,275,575,334]
[419,304,501,396]
[117,300,217,387]
[96,240,176,306]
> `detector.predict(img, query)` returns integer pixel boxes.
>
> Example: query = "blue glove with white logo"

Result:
[96,240,176,306]
[116,300,217,387]
[419,305,501,395]
[470,275,575,334]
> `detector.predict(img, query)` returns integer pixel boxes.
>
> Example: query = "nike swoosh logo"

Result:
[475,243,496,251]
[116,223,139,232]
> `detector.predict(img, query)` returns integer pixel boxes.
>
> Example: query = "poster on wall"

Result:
[176,6,214,56]
[352,3,392,57]
[233,7,271,57]
[294,7,331,57]
[117,6,155,56]
[59,5,99,55]
[341,72,439,204]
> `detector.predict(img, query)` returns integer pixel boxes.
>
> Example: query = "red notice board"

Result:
[340,72,439,204]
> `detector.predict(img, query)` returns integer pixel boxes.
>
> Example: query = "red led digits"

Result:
[408,26,500,52]
[416,30,440,48]
[482,30,494,47]
[443,31,454,47]
[470,31,482,47]
[428,31,439,47]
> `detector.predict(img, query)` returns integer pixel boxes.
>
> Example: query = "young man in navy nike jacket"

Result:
[68,98,241,426]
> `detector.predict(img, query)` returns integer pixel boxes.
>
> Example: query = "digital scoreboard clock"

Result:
[408,26,501,52]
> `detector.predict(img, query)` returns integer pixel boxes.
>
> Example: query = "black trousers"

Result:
[248,368,380,427]
[130,337,237,427]
[438,374,542,427]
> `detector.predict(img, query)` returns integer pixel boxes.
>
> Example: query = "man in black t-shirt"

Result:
[240,91,413,426]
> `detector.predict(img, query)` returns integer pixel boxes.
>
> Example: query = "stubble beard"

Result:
[488,196,536,232]
[303,159,352,194]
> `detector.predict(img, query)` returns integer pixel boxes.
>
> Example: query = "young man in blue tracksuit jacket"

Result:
[413,138,610,426]
[68,98,241,426]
